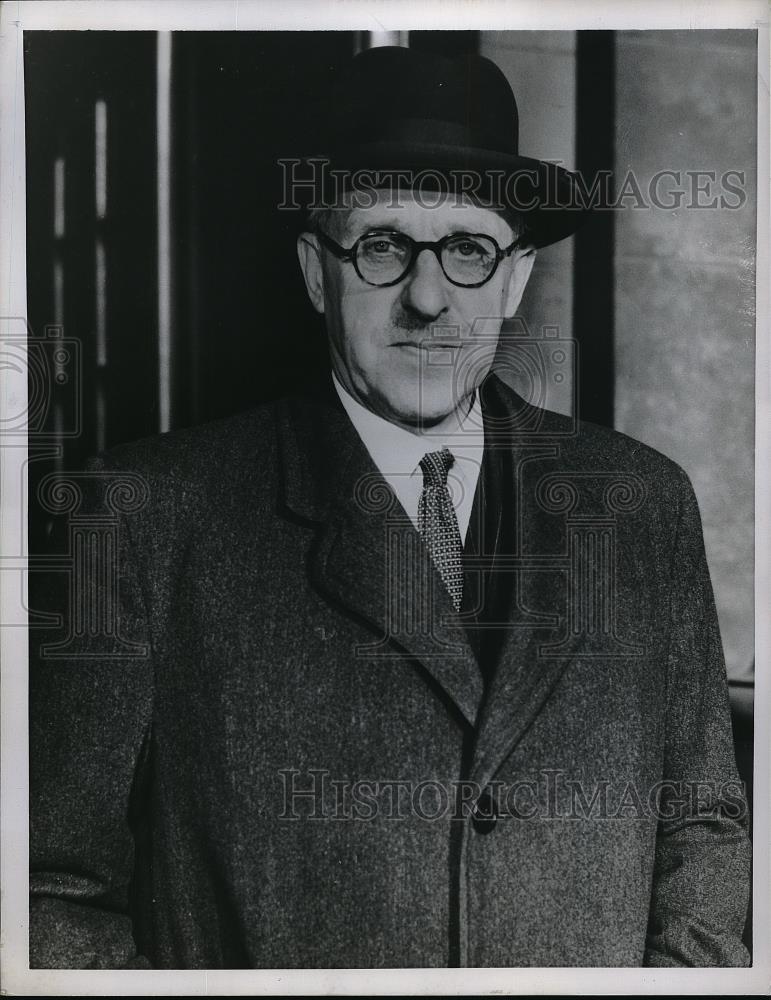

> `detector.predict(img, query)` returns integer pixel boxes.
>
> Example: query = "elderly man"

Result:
[30,46,750,969]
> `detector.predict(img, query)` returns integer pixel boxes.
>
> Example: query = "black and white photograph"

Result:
[0,0,768,994]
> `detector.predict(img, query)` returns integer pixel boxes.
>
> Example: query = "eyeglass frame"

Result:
[315,228,526,289]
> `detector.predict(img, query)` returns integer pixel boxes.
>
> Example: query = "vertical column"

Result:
[157,31,173,433]
[566,522,614,640]
[94,98,108,452]
[573,31,615,428]
[38,472,149,658]
[52,157,66,473]
[536,472,645,657]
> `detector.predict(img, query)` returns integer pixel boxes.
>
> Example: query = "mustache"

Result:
[392,309,433,333]
[392,308,458,337]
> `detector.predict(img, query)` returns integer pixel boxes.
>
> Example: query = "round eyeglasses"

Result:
[316,229,524,288]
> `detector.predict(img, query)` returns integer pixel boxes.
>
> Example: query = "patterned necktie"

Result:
[417,448,464,612]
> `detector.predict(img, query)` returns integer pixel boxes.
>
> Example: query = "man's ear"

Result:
[297,233,325,314]
[502,248,536,318]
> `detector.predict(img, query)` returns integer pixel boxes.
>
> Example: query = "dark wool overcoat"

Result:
[29,374,751,969]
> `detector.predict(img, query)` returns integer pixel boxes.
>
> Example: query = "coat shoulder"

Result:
[95,402,280,489]
[491,376,692,489]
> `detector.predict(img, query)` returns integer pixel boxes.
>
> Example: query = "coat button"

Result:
[471,789,498,834]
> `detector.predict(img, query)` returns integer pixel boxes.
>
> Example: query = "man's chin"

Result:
[378,388,470,431]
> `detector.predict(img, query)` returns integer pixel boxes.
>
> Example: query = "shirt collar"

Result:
[331,372,485,480]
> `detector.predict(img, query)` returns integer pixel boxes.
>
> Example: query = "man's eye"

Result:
[361,235,408,258]
[455,239,487,257]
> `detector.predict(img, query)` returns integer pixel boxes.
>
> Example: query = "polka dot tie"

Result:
[417,448,464,612]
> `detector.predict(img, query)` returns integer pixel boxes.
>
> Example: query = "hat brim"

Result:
[304,142,591,249]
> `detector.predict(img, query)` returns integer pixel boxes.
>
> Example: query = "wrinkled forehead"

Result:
[334,188,516,244]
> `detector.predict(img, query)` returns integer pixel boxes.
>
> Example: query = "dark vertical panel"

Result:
[169,34,200,427]
[25,32,159,452]
[573,31,615,427]
[25,32,158,552]
[171,32,356,425]
[101,37,159,443]
[25,33,94,457]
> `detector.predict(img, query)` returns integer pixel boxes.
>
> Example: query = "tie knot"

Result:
[419,448,455,488]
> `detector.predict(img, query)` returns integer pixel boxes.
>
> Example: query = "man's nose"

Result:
[400,248,450,320]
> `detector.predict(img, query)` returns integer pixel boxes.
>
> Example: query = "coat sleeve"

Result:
[643,468,751,967]
[29,457,154,969]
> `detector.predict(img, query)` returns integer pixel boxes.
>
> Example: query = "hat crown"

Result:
[327,46,519,155]
[304,45,590,250]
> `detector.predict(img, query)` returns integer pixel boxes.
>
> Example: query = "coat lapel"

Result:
[468,376,576,789]
[468,582,574,791]
[276,382,484,728]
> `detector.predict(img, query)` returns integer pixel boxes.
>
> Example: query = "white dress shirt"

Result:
[332,373,485,544]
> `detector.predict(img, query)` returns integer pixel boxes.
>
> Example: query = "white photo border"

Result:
[1,0,768,994]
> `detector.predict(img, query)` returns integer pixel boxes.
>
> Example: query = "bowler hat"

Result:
[306,45,590,248]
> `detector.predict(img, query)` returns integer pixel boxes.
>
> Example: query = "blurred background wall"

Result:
[612,30,756,688]
[479,29,756,689]
[24,27,755,693]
